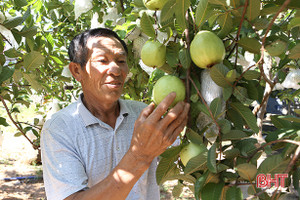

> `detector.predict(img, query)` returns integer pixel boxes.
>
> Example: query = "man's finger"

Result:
[159,101,185,128]
[139,102,155,120]
[165,103,190,137]
[149,92,176,121]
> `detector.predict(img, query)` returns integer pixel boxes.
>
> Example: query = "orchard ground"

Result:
[0,104,194,200]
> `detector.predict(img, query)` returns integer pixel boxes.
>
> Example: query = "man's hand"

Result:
[129,92,190,163]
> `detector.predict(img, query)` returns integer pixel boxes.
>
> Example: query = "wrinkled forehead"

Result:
[86,36,126,56]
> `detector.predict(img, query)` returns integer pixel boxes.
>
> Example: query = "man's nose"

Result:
[107,61,121,76]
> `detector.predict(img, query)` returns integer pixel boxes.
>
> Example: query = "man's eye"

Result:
[118,60,126,63]
[98,60,107,63]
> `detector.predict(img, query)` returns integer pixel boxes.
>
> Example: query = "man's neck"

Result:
[82,95,120,128]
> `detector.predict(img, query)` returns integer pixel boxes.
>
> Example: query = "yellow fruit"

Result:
[152,75,186,107]
[141,40,166,68]
[190,31,225,69]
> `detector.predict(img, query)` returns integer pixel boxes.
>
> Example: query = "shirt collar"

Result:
[77,94,129,127]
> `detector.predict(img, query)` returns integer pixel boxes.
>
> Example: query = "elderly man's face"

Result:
[80,36,128,104]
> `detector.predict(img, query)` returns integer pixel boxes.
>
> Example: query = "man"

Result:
[41,28,190,200]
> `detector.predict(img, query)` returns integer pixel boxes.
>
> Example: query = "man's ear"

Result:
[69,62,83,82]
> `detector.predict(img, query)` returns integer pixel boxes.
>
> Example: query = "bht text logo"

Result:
[256,173,288,188]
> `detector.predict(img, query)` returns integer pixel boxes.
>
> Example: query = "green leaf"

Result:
[210,98,222,118]
[14,0,28,7]
[279,115,300,123]
[223,130,248,140]
[201,182,225,200]
[258,154,290,175]
[14,132,23,137]
[161,145,183,158]
[293,167,300,192]
[289,43,300,59]
[288,17,300,30]
[166,42,180,68]
[179,48,191,69]
[225,69,237,83]
[0,66,15,84]
[235,138,257,157]
[246,0,260,21]
[271,115,292,129]
[160,0,176,24]
[24,51,45,71]
[226,186,243,200]
[0,117,9,126]
[18,26,38,38]
[23,73,43,92]
[141,13,155,38]
[217,12,233,39]
[175,0,190,30]
[184,152,207,174]
[230,102,259,133]
[4,48,22,58]
[195,0,212,29]
[156,156,177,185]
[229,0,240,8]
[238,37,261,54]
[172,182,183,198]
[223,87,232,101]
[209,0,227,6]
[186,128,203,145]
[218,119,231,134]
[253,18,269,30]
[2,17,23,29]
[233,86,254,106]
[243,70,261,80]
[210,64,231,88]
[207,143,217,173]
[195,171,209,200]
[227,108,244,129]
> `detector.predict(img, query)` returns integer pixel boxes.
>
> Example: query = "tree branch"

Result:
[247,139,300,162]
[0,95,39,149]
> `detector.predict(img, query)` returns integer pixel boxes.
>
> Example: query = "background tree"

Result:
[0,0,300,199]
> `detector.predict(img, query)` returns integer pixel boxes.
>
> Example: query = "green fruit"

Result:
[180,142,207,166]
[152,75,186,107]
[236,163,257,181]
[190,31,225,69]
[141,40,166,68]
[144,0,168,10]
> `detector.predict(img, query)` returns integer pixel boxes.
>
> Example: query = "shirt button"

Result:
[117,147,120,151]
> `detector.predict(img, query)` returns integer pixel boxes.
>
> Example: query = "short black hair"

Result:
[68,28,128,68]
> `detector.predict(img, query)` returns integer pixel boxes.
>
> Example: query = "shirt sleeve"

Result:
[41,117,88,200]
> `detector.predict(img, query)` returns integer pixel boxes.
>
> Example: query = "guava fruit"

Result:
[180,142,207,166]
[144,0,168,10]
[190,31,225,69]
[141,40,166,68]
[152,75,186,107]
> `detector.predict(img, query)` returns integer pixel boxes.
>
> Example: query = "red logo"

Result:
[256,173,288,188]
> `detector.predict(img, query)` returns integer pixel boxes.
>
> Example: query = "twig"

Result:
[189,77,221,132]
[0,95,39,149]
[17,121,42,130]
[258,0,291,87]
[0,32,13,47]
[247,139,300,162]
[233,0,248,67]
[270,145,300,200]
[184,10,191,104]
[119,0,124,12]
